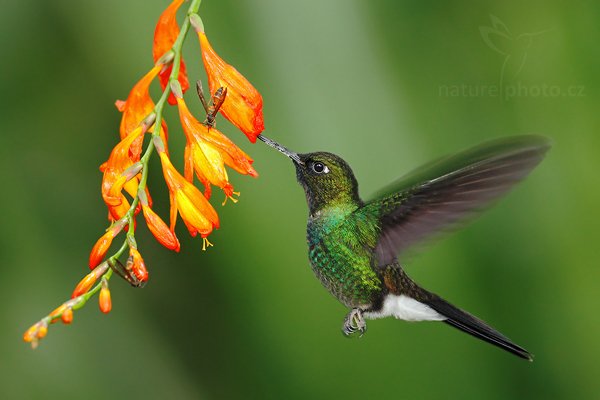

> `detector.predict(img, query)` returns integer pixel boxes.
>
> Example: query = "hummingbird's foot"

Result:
[342,308,367,337]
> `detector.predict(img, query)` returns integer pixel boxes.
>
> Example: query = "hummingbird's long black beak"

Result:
[258,134,303,165]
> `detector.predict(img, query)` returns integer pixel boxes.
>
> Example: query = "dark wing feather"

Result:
[364,135,551,267]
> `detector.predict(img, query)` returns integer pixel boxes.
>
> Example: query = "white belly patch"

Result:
[364,294,446,322]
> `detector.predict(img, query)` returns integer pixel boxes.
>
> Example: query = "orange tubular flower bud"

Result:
[153,0,189,105]
[61,308,74,324]
[23,325,37,343]
[197,30,264,142]
[89,224,124,269]
[141,205,180,252]
[36,324,48,339]
[99,286,112,314]
[72,273,97,299]
[73,262,109,298]
[49,304,68,324]
[159,152,219,238]
[89,231,114,269]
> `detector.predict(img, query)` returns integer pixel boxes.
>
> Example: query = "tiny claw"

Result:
[202,237,214,251]
[342,308,367,337]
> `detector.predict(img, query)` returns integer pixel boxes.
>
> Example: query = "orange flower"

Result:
[101,126,144,209]
[141,204,180,251]
[116,65,162,160]
[176,95,257,201]
[153,0,189,105]
[127,248,148,283]
[194,20,264,142]
[99,282,112,314]
[158,152,219,243]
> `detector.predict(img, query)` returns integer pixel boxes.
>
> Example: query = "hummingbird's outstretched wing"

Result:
[364,135,551,267]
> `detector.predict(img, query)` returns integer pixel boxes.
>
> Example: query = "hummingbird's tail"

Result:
[423,295,533,360]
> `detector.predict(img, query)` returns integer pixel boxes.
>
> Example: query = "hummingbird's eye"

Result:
[312,162,329,174]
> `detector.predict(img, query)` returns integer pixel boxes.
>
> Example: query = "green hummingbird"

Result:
[258,134,550,360]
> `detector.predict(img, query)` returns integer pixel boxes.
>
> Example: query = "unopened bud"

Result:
[61,308,73,324]
[99,280,112,314]
[36,323,48,339]
[23,324,38,343]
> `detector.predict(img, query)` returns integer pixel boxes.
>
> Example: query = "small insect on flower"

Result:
[172,86,257,202]
[191,15,264,143]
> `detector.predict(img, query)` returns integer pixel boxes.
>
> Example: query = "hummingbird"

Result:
[258,134,550,360]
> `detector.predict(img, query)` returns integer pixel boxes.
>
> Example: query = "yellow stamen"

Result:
[222,191,240,206]
[202,237,214,251]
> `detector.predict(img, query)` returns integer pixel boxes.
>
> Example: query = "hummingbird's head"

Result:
[258,135,361,215]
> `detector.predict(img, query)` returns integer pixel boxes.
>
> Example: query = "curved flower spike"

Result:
[194,20,264,142]
[158,152,219,239]
[153,0,190,105]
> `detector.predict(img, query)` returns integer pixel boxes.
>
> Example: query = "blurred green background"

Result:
[1,0,599,399]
